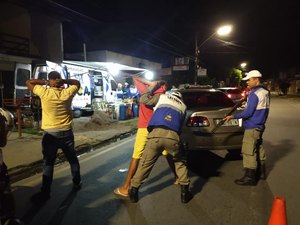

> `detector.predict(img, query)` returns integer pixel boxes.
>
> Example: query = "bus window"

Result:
[111,80,117,91]
[38,72,48,80]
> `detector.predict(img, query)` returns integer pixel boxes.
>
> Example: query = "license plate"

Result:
[215,119,239,126]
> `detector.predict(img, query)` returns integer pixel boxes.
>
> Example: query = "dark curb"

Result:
[8,128,137,184]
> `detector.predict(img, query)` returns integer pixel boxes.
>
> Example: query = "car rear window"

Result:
[182,91,235,108]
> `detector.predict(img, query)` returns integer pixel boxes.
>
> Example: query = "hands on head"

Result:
[49,79,64,88]
[132,75,166,88]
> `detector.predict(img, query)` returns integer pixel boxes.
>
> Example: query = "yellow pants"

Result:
[132,128,168,159]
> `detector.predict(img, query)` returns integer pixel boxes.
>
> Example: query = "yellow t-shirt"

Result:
[33,85,79,131]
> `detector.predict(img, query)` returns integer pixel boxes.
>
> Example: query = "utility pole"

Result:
[83,43,87,61]
[194,32,199,85]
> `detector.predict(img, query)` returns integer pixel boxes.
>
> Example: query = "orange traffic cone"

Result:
[268,196,287,225]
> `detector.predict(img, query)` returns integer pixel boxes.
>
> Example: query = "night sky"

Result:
[49,0,299,79]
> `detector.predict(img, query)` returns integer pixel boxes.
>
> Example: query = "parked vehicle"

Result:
[242,87,250,97]
[0,54,32,108]
[218,87,245,103]
[0,54,37,127]
[179,88,244,152]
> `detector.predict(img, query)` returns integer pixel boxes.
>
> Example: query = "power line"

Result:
[141,31,193,58]
[47,0,104,24]
[44,1,198,62]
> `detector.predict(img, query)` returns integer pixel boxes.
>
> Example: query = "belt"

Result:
[44,129,73,135]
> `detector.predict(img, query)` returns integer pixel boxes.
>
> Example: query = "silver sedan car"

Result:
[179,88,244,152]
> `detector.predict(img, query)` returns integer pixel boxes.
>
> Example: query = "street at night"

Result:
[9,97,300,225]
[1,1,300,225]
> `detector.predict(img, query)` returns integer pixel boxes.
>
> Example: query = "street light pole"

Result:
[193,25,232,85]
[194,32,199,85]
[194,32,216,85]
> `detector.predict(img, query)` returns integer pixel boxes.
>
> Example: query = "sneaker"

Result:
[73,181,82,191]
[30,191,50,205]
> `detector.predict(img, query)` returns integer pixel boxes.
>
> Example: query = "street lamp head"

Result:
[241,62,247,68]
[216,25,232,36]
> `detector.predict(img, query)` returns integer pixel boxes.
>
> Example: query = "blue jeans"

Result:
[41,130,81,193]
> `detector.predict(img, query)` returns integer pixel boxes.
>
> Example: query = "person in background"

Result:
[0,108,20,225]
[129,84,139,100]
[116,83,124,99]
[122,82,130,99]
[129,91,192,204]
[26,71,82,204]
[114,76,177,197]
[223,70,270,186]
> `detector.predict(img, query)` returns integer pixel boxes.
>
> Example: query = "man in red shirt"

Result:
[114,76,176,197]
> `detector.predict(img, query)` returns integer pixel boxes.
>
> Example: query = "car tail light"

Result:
[186,115,210,127]
[227,94,232,98]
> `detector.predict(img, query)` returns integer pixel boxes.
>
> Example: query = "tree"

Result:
[230,68,242,86]
[197,76,217,87]
[278,79,290,95]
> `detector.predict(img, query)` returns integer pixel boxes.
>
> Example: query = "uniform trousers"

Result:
[242,128,266,169]
[131,128,190,188]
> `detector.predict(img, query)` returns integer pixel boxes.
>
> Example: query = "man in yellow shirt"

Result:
[26,71,81,204]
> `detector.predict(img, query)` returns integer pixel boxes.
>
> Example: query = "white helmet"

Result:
[170,91,182,99]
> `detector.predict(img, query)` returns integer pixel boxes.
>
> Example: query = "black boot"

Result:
[260,163,266,180]
[181,185,193,203]
[256,161,267,180]
[234,168,257,186]
[129,187,139,203]
[259,163,266,180]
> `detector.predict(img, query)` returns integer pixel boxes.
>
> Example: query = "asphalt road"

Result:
[8,96,299,225]
[11,137,272,225]
[263,96,300,225]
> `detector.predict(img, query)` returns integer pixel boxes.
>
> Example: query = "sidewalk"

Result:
[3,116,138,183]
